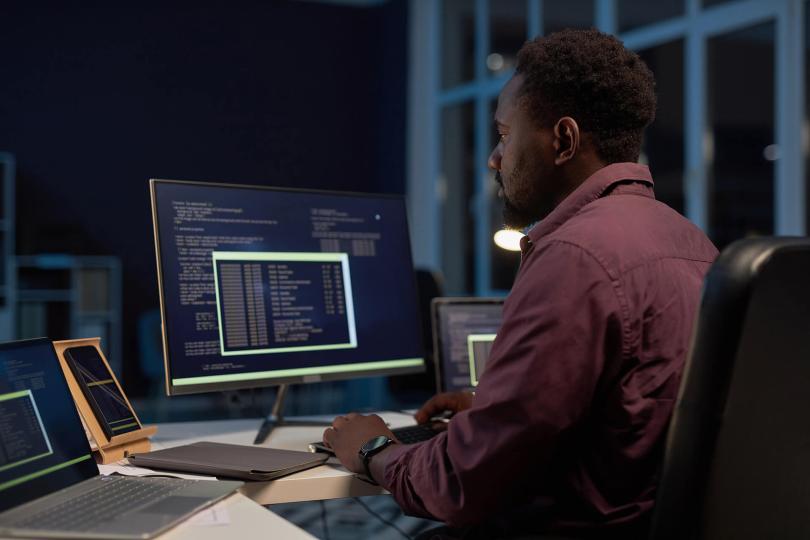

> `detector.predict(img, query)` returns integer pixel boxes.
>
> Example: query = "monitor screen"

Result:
[151,180,425,395]
[467,333,496,386]
[432,299,503,393]
[0,339,97,512]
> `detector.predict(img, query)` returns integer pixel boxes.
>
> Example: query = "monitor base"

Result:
[253,384,330,445]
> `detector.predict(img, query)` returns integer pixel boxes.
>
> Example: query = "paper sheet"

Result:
[187,506,231,526]
[98,462,217,481]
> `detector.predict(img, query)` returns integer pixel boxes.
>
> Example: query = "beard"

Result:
[500,188,537,230]
[496,157,552,230]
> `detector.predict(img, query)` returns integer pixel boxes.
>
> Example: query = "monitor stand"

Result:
[253,384,331,445]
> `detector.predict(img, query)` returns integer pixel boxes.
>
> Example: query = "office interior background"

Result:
[0,0,807,421]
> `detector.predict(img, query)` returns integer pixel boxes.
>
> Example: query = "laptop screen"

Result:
[0,339,97,513]
[432,298,504,393]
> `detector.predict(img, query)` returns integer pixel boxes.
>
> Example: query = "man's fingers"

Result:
[333,412,362,429]
[415,394,449,423]
[415,392,471,423]
[322,427,335,447]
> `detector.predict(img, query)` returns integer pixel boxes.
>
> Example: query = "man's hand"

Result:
[414,391,474,425]
[322,413,396,474]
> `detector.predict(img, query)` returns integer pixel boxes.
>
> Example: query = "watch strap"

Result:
[359,436,394,485]
[362,453,377,484]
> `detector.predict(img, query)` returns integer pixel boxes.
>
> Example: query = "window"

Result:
[708,22,775,248]
[639,40,685,214]
[410,0,805,295]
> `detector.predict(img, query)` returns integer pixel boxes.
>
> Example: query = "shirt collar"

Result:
[521,162,654,252]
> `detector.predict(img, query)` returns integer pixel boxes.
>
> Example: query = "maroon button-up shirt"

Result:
[382,163,718,537]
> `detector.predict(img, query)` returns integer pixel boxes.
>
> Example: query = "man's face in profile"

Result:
[488,75,556,230]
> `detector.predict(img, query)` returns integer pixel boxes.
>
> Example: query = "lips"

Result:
[495,173,504,198]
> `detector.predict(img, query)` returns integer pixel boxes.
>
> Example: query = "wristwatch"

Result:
[358,435,395,484]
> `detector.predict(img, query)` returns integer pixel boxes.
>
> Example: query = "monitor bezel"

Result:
[430,297,505,393]
[150,178,425,396]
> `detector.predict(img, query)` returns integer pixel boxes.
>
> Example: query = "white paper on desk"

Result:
[97,463,217,481]
[187,506,231,526]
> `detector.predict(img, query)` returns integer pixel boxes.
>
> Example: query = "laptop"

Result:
[0,338,242,539]
[431,297,504,393]
[309,297,505,453]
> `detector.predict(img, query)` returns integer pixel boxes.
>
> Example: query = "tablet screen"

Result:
[64,346,140,439]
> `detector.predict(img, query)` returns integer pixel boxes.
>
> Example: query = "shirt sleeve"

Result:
[382,240,626,527]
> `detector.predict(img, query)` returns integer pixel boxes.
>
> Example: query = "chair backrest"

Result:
[650,237,810,540]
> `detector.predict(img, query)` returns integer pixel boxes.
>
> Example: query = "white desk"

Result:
[149,411,416,505]
[160,493,315,540]
[0,494,314,540]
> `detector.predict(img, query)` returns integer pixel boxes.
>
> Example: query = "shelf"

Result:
[13,254,122,374]
[76,310,117,319]
[17,290,74,302]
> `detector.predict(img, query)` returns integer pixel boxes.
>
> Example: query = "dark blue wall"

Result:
[0,1,407,391]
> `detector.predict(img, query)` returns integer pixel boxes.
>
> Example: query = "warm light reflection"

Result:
[493,229,524,251]
[486,53,504,71]
[762,144,780,161]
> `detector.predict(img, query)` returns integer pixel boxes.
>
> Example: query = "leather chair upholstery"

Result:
[650,237,810,539]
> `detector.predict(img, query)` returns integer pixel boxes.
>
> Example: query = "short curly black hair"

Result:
[516,28,656,164]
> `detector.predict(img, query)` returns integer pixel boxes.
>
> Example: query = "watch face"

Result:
[361,435,392,454]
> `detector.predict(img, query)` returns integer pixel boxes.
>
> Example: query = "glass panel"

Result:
[543,0,594,35]
[78,268,110,311]
[442,0,476,89]
[617,0,684,33]
[488,0,526,77]
[441,102,476,294]
[707,22,775,249]
[638,40,685,214]
[18,301,71,340]
[0,161,5,221]
[806,3,810,235]
[703,0,736,8]
[489,99,521,291]
[0,236,5,289]
[18,267,71,290]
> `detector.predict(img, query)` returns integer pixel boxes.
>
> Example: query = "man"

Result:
[323,29,718,539]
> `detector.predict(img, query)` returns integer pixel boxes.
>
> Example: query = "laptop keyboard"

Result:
[391,424,440,444]
[11,476,197,532]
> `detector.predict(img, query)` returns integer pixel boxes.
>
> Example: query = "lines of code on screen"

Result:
[153,182,423,389]
[212,252,357,356]
[439,304,503,392]
[0,390,52,472]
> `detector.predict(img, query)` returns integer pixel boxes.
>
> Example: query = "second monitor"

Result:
[432,297,504,393]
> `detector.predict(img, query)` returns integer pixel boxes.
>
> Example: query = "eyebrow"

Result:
[494,119,507,129]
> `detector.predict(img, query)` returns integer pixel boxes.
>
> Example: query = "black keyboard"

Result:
[310,423,440,454]
[12,476,196,532]
[391,423,440,444]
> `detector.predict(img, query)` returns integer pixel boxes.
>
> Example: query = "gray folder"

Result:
[129,441,328,481]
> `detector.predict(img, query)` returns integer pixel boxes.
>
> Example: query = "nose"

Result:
[488,145,501,171]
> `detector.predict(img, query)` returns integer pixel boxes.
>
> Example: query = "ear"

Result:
[552,117,580,166]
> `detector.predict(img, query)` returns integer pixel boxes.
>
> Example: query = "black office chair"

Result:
[650,237,810,539]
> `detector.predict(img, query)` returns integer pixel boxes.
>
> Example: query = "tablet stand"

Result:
[53,338,157,464]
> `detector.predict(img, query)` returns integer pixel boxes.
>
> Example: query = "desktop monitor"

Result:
[150,179,425,397]
[432,297,503,393]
